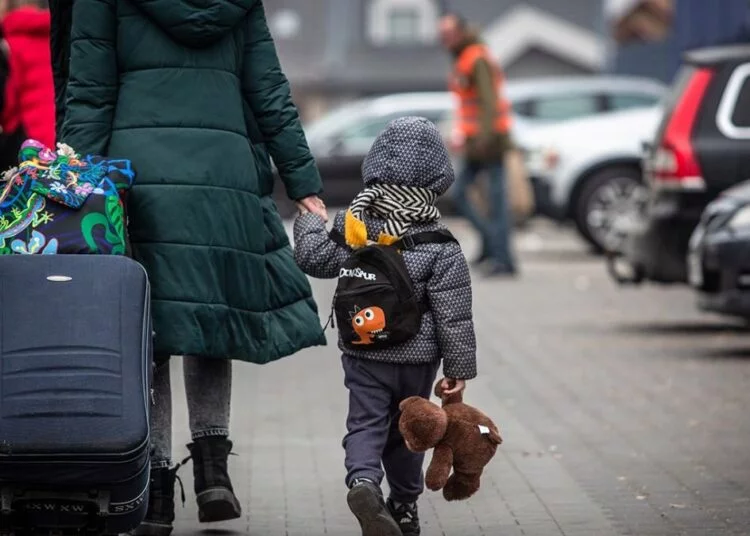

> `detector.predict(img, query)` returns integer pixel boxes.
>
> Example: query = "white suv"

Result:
[527,105,664,252]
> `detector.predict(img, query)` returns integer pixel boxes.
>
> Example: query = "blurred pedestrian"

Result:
[439,13,517,277]
[0,0,55,164]
[51,0,327,535]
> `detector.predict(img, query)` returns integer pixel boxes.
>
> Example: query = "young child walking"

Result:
[293,116,477,536]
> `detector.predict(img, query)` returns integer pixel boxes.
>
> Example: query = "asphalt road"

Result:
[166,219,750,536]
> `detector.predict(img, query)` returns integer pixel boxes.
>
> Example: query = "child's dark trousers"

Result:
[342,354,440,503]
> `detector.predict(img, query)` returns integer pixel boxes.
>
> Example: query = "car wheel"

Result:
[574,166,644,254]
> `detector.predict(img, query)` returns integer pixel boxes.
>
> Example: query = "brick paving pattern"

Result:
[166,220,750,535]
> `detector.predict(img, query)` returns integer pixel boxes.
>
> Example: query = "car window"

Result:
[512,99,532,118]
[531,95,599,121]
[731,76,750,127]
[304,102,369,141]
[716,63,750,139]
[340,117,393,142]
[609,93,661,111]
[339,110,448,144]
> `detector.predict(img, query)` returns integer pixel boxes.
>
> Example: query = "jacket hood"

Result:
[361,116,454,196]
[2,7,50,38]
[129,0,255,48]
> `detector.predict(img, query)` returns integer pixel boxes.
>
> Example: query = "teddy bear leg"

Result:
[442,472,481,501]
[425,444,453,491]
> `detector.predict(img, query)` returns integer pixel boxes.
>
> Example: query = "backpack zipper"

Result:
[324,293,336,330]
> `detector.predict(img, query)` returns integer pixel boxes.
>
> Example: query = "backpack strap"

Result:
[329,228,457,250]
[329,228,351,249]
[393,229,458,250]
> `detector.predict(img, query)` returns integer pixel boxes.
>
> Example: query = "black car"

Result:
[688,181,750,318]
[609,44,750,285]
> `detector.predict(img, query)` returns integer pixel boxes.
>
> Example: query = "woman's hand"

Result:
[296,195,328,222]
[441,377,466,397]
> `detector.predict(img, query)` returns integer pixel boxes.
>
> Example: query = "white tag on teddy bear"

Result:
[478,425,491,435]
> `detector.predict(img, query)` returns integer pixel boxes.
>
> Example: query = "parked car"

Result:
[506,75,665,124]
[527,106,664,252]
[609,44,750,285]
[688,181,750,318]
[273,93,453,217]
[273,76,667,216]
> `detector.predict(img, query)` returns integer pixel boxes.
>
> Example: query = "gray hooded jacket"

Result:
[293,117,477,379]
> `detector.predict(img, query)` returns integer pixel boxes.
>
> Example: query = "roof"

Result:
[504,75,667,100]
[311,74,668,120]
[483,5,606,72]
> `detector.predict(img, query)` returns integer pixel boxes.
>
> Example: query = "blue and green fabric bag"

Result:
[0,139,135,255]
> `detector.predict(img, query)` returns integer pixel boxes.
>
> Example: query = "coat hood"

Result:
[361,116,455,196]
[2,7,50,38]
[129,0,255,48]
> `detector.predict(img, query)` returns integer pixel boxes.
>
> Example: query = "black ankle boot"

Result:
[347,480,402,536]
[387,498,421,536]
[130,467,183,536]
[187,436,241,523]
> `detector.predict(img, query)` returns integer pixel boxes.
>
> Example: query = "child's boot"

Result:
[387,498,421,536]
[347,479,402,536]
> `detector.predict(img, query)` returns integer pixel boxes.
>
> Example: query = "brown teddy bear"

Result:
[398,379,502,501]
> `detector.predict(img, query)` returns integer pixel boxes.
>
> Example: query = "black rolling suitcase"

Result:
[0,255,152,535]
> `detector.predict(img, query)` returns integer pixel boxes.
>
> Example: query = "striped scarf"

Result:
[344,184,440,248]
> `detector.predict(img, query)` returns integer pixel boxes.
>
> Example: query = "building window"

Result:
[369,0,438,46]
[387,8,420,43]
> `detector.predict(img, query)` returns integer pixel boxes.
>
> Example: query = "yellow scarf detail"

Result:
[344,209,400,248]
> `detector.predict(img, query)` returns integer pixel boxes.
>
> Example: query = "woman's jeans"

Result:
[150,355,232,469]
[452,161,516,271]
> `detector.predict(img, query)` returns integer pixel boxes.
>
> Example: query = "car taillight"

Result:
[651,68,714,191]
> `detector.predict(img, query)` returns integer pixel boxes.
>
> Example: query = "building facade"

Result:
[607,0,750,84]
[265,0,605,119]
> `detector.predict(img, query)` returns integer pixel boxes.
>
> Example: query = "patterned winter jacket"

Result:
[294,211,476,379]
[296,116,477,379]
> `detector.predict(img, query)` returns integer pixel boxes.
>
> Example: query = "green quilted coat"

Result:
[58,0,326,362]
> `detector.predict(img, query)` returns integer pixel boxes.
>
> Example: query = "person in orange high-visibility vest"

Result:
[440,13,517,277]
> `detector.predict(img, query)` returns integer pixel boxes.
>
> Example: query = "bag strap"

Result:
[329,228,458,251]
[393,230,458,250]
[329,228,350,249]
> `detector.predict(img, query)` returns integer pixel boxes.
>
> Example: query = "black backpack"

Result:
[329,228,458,350]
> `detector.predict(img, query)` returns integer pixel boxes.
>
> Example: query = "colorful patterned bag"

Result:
[0,140,135,255]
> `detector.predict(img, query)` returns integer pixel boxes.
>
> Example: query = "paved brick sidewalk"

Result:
[166,220,750,535]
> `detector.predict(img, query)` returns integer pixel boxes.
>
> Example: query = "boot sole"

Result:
[128,521,173,536]
[347,486,402,536]
[197,488,242,523]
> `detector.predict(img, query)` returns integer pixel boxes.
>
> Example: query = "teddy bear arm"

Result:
[425,443,454,491]
[442,471,482,502]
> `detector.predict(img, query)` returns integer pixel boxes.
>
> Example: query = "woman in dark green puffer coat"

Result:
[55,0,327,533]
